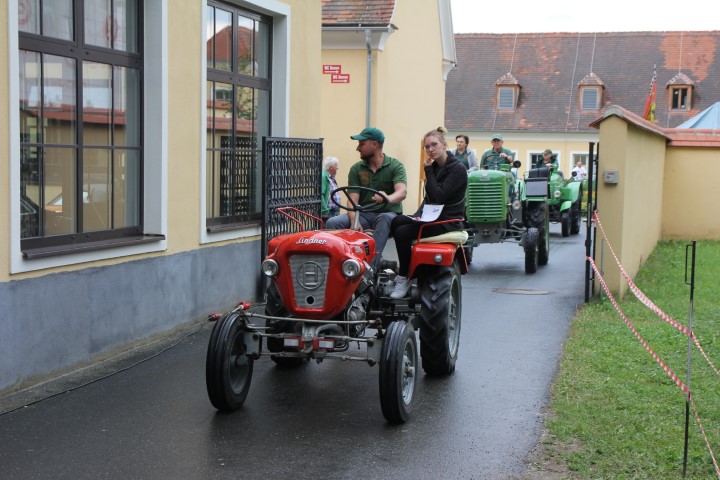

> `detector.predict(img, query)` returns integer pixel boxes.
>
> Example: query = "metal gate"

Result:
[261,137,324,262]
[584,142,600,302]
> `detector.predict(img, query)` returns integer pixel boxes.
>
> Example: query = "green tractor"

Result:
[545,165,583,237]
[464,162,550,274]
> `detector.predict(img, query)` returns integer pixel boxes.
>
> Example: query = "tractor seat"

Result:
[413,230,469,245]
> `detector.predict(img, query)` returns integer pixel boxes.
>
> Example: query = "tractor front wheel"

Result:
[525,227,539,274]
[570,189,582,235]
[561,211,570,237]
[379,321,418,424]
[528,203,549,266]
[206,312,254,412]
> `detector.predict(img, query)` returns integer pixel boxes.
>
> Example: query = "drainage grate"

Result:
[492,288,551,295]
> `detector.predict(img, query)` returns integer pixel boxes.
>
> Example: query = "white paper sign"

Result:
[419,204,443,222]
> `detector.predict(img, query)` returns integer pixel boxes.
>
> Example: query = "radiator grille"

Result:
[288,254,329,308]
[466,183,505,222]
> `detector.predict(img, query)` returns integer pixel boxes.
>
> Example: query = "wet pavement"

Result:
[0,224,586,479]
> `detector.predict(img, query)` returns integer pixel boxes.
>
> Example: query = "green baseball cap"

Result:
[543,149,553,155]
[490,133,503,141]
[351,127,385,143]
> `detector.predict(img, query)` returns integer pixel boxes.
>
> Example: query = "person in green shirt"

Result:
[480,133,514,170]
[325,127,407,265]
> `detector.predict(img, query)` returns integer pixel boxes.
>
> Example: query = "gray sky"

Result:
[451,0,720,34]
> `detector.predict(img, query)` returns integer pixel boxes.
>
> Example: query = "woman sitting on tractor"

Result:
[389,127,468,299]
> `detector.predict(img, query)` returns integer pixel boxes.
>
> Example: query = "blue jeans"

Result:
[325,211,396,261]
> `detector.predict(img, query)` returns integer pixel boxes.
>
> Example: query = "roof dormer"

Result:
[666,73,694,111]
[578,73,605,111]
[496,72,520,111]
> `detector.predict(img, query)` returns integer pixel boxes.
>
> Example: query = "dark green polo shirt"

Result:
[348,154,407,214]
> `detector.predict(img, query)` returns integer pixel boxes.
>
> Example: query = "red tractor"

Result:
[206,187,469,423]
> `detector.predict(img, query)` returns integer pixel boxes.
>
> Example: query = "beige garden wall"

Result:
[594,113,667,297]
[663,145,720,240]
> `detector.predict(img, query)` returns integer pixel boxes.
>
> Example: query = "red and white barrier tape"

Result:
[589,257,689,394]
[691,394,720,477]
[588,256,720,478]
[592,211,720,378]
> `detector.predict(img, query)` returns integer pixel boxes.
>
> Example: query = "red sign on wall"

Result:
[322,65,342,74]
[331,73,350,84]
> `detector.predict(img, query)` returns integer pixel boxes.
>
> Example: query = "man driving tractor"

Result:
[325,127,407,267]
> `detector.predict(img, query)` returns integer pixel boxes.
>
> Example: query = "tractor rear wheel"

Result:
[379,321,418,424]
[206,312,254,412]
[525,227,539,274]
[418,264,462,375]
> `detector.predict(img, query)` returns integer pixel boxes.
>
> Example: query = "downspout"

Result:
[365,28,372,127]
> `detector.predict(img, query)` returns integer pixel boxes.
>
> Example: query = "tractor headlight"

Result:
[554,189,562,199]
[341,259,362,279]
[261,259,279,277]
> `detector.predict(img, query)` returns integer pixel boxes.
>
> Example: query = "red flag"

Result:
[642,68,657,122]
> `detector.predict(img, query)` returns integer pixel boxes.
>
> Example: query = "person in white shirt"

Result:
[572,160,588,181]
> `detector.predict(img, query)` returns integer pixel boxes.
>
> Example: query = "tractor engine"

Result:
[262,229,377,320]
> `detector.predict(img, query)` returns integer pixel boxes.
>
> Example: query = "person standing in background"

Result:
[451,134,478,172]
[321,156,341,222]
[572,160,587,181]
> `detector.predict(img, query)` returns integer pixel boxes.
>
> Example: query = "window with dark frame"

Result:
[530,153,544,168]
[206,1,272,229]
[671,87,689,110]
[18,0,143,252]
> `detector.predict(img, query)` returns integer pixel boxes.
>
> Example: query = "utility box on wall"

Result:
[603,170,620,184]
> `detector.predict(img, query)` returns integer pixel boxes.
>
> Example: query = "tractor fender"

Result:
[408,243,464,279]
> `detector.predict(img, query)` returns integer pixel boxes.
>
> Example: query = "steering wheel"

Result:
[330,186,390,230]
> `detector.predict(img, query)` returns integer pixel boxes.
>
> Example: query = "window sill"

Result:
[206,221,261,234]
[22,234,166,260]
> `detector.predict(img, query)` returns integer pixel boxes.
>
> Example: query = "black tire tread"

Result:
[379,321,417,424]
[418,266,461,375]
[525,227,539,274]
[206,313,254,412]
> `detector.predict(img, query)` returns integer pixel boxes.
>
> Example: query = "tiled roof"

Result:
[322,0,396,27]
[445,31,720,133]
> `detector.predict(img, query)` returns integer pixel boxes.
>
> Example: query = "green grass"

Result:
[544,241,720,479]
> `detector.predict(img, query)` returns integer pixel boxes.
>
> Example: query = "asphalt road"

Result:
[0,223,587,480]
